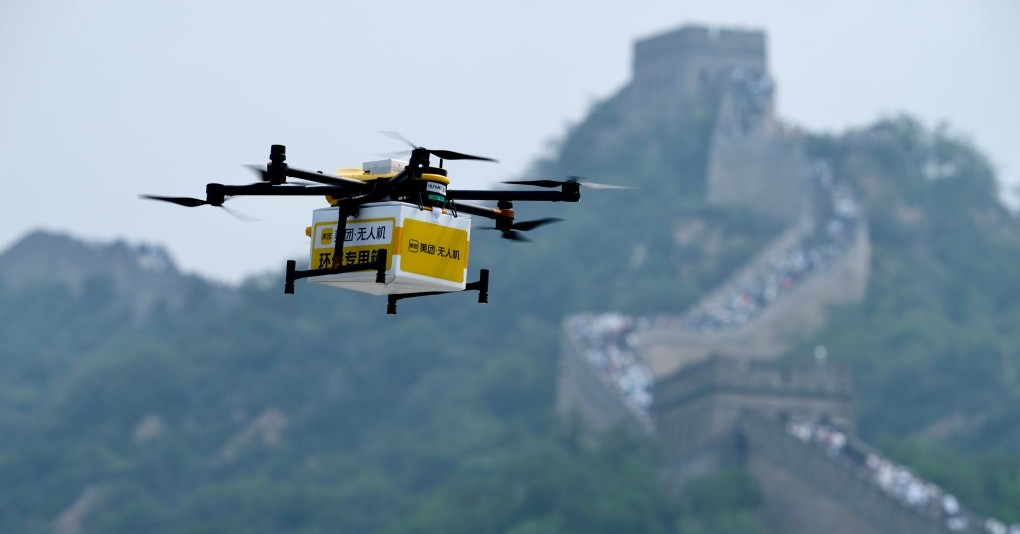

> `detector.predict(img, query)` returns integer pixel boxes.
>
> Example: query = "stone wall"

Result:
[652,357,854,474]
[706,127,810,222]
[637,220,870,379]
[740,415,966,534]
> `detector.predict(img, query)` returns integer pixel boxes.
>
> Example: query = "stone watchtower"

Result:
[624,24,811,223]
[629,26,768,117]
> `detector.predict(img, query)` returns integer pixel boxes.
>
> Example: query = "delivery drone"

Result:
[142,133,623,314]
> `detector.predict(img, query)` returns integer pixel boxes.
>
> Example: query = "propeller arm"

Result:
[249,163,370,189]
[451,201,514,224]
[448,188,580,202]
[207,183,362,199]
[453,202,564,242]
[502,176,633,194]
[285,166,370,188]
[252,144,370,188]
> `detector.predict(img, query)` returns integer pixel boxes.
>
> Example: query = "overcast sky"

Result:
[2,0,1017,284]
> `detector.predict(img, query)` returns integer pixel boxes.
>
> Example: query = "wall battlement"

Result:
[634,26,765,80]
[654,357,854,411]
[628,24,767,117]
[636,25,765,56]
[652,356,856,473]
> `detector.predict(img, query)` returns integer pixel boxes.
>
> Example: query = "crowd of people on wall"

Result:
[566,313,654,413]
[682,171,861,332]
[785,419,1018,534]
[725,68,774,136]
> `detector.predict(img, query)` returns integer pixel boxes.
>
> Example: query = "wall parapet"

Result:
[741,414,985,534]
[653,357,852,414]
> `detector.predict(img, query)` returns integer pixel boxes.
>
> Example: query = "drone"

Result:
[142,133,623,314]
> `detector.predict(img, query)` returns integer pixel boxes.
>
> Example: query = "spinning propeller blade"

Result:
[244,164,270,182]
[219,204,260,222]
[379,130,417,149]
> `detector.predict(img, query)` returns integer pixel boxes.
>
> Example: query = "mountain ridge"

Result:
[0,229,240,321]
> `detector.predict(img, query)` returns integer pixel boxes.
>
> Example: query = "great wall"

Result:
[556,25,1012,534]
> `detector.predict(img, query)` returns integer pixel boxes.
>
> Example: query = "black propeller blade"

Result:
[503,175,632,190]
[139,195,258,222]
[501,231,532,242]
[245,164,368,188]
[379,131,498,163]
[140,195,213,207]
[486,217,564,242]
[430,149,497,162]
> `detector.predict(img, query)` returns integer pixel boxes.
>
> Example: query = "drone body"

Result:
[143,137,621,314]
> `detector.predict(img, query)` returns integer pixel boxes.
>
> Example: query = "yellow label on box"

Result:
[399,218,469,283]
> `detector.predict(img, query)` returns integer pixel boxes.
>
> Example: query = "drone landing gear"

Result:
[386,269,489,315]
[284,250,388,294]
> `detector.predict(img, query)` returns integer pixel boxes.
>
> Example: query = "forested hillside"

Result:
[2,107,1020,533]
[0,240,669,533]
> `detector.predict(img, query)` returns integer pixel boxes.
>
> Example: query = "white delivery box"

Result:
[308,201,471,295]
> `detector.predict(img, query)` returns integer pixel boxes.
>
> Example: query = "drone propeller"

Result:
[379,131,498,163]
[503,175,632,190]
[139,195,258,222]
[140,194,214,208]
[486,217,564,242]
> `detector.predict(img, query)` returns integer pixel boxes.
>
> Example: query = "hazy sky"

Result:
[2,1,1017,284]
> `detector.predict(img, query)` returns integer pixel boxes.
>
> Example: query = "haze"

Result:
[2,0,1016,284]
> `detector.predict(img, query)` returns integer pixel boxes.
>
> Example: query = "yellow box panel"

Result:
[399,218,469,283]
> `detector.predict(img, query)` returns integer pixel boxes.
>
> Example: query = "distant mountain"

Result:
[0,230,239,321]
[0,227,653,534]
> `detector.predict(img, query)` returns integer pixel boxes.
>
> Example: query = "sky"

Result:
[2,0,1017,284]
